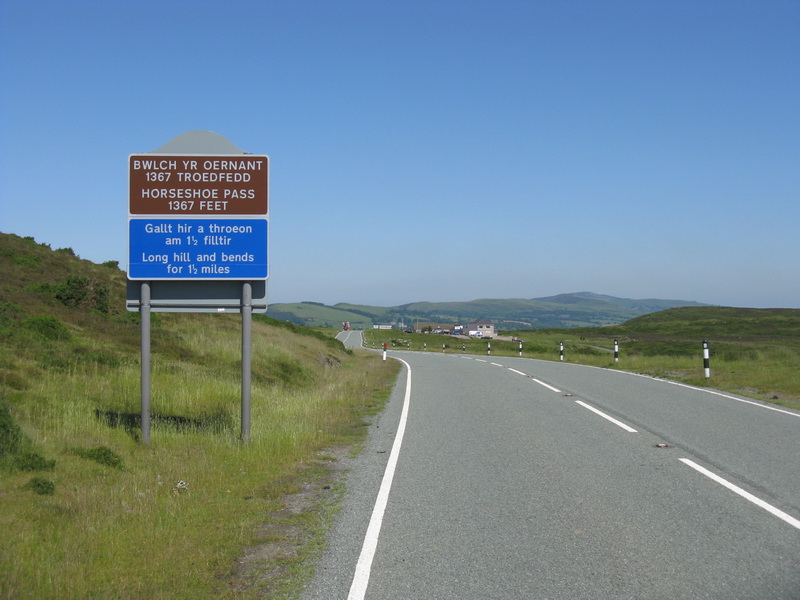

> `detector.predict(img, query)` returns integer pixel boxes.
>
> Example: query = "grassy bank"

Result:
[363,306,800,411]
[0,233,400,599]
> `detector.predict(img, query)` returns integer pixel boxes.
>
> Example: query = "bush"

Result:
[91,282,110,313]
[14,451,56,471]
[21,315,71,341]
[55,274,89,307]
[75,446,123,469]
[22,477,55,495]
[53,275,110,313]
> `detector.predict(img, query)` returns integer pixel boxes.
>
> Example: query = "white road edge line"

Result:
[605,368,800,419]
[575,400,638,432]
[348,357,412,600]
[679,458,800,531]
[532,378,562,393]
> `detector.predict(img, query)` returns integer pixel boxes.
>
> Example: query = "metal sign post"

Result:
[241,283,252,442]
[140,282,151,445]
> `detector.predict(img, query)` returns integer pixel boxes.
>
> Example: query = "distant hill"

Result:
[587,305,800,341]
[268,292,708,329]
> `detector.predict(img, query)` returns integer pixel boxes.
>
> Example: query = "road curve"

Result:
[305,332,800,599]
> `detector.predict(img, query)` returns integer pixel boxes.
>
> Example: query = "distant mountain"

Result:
[267,293,708,330]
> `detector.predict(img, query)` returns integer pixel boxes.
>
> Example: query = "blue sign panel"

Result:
[128,218,267,280]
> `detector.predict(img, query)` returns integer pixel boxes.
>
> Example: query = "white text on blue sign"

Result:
[128,219,268,280]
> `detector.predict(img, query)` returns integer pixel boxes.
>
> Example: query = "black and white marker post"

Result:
[519,341,523,357]
[560,341,564,361]
[703,340,711,378]
[614,339,619,363]
[487,341,491,355]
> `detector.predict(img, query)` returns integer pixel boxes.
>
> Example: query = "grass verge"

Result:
[0,232,403,599]
[363,315,800,411]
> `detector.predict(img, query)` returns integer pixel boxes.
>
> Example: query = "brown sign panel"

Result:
[129,154,268,215]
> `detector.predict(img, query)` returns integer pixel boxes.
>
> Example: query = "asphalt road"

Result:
[303,331,800,599]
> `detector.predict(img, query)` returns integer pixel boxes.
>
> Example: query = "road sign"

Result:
[126,130,269,311]
[129,154,268,215]
[128,131,269,445]
[128,218,268,279]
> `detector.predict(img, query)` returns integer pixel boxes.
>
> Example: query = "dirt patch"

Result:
[318,355,342,368]
[225,445,352,597]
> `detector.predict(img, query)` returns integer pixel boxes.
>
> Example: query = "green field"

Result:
[0,233,399,599]
[363,305,800,411]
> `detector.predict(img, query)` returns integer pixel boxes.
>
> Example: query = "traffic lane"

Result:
[489,356,800,516]
[336,329,364,349]
[365,352,800,599]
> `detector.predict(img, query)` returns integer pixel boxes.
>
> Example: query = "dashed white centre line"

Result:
[508,368,526,376]
[680,458,800,530]
[575,400,638,432]
[532,378,562,393]
[490,362,503,367]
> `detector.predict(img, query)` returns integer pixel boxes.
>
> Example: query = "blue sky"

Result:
[2,0,798,308]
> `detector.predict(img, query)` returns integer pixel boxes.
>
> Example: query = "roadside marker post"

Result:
[614,339,619,363]
[560,341,564,361]
[703,340,711,378]
[487,341,491,355]
[519,341,523,357]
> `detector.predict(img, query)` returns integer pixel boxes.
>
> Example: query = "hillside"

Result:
[268,292,707,329]
[600,306,800,340]
[0,231,397,598]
